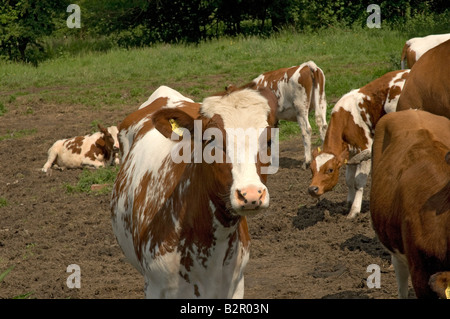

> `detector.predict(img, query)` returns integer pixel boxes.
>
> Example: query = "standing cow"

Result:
[111,86,278,298]
[370,110,450,299]
[230,61,327,169]
[308,69,409,218]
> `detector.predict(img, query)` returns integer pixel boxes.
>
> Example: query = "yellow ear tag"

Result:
[445,284,450,299]
[169,119,184,137]
[344,159,348,164]
[318,147,321,152]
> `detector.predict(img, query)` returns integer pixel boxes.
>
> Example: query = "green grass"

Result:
[65,166,120,195]
[0,129,37,141]
[0,197,7,207]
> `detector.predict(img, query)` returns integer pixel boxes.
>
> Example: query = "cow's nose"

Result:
[235,186,267,210]
[308,185,319,197]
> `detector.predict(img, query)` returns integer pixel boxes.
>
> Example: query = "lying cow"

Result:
[400,33,450,69]
[370,110,450,298]
[308,69,410,218]
[397,39,450,119]
[42,124,119,173]
[111,86,278,298]
[229,61,327,169]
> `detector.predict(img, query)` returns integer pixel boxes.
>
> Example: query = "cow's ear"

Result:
[98,123,107,134]
[312,146,321,159]
[337,147,349,166]
[152,108,195,140]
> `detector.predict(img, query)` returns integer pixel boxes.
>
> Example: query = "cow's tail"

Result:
[306,61,328,141]
[42,141,60,173]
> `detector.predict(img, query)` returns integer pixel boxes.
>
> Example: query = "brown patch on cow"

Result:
[387,85,402,102]
[194,284,200,297]
[64,136,84,154]
[85,141,103,162]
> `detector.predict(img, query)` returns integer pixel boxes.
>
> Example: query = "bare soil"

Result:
[0,96,415,299]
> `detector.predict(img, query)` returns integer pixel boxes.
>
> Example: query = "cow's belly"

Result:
[276,104,298,122]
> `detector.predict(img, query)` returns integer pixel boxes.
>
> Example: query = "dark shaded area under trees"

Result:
[1,0,449,65]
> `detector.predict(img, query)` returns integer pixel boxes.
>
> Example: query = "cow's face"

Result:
[308,147,348,197]
[107,126,120,153]
[98,124,117,158]
[152,87,278,217]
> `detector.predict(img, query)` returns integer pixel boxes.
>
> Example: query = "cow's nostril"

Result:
[308,186,319,196]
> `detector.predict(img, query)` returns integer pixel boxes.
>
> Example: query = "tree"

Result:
[0,0,67,65]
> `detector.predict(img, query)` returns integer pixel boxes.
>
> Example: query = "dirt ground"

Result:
[0,94,416,300]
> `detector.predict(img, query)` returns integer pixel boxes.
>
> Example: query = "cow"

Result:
[42,124,119,173]
[397,39,450,119]
[110,86,278,298]
[119,85,198,160]
[370,109,450,299]
[229,61,327,169]
[400,33,450,69]
[308,69,410,218]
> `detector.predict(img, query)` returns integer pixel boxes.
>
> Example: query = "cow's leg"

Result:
[296,110,312,170]
[391,253,410,299]
[347,159,370,218]
[345,164,357,206]
[312,86,328,142]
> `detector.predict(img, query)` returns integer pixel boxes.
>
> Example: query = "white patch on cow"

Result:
[407,33,450,61]
[332,90,372,149]
[138,85,194,109]
[315,153,335,172]
[384,70,410,113]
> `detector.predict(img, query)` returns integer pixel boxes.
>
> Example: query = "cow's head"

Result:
[106,125,120,153]
[97,124,117,163]
[308,147,348,197]
[152,87,278,217]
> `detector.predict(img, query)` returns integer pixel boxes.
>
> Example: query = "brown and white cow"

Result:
[231,61,327,169]
[397,39,450,119]
[308,69,410,218]
[370,109,450,299]
[41,124,119,173]
[400,33,450,69]
[111,86,278,298]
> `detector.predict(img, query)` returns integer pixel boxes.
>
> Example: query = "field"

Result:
[0,26,428,299]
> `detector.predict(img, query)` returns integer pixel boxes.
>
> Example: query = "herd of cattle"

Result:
[41,33,450,299]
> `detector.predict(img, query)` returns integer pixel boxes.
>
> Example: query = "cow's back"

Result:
[397,39,450,118]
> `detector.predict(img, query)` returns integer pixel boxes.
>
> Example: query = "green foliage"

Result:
[2,0,448,65]
[0,0,69,65]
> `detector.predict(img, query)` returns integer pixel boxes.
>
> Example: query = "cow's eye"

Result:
[326,168,334,174]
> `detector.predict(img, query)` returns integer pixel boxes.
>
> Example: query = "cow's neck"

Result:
[323,109,370,158]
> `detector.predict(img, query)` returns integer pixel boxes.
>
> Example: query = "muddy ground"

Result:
[0,94,415,300]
